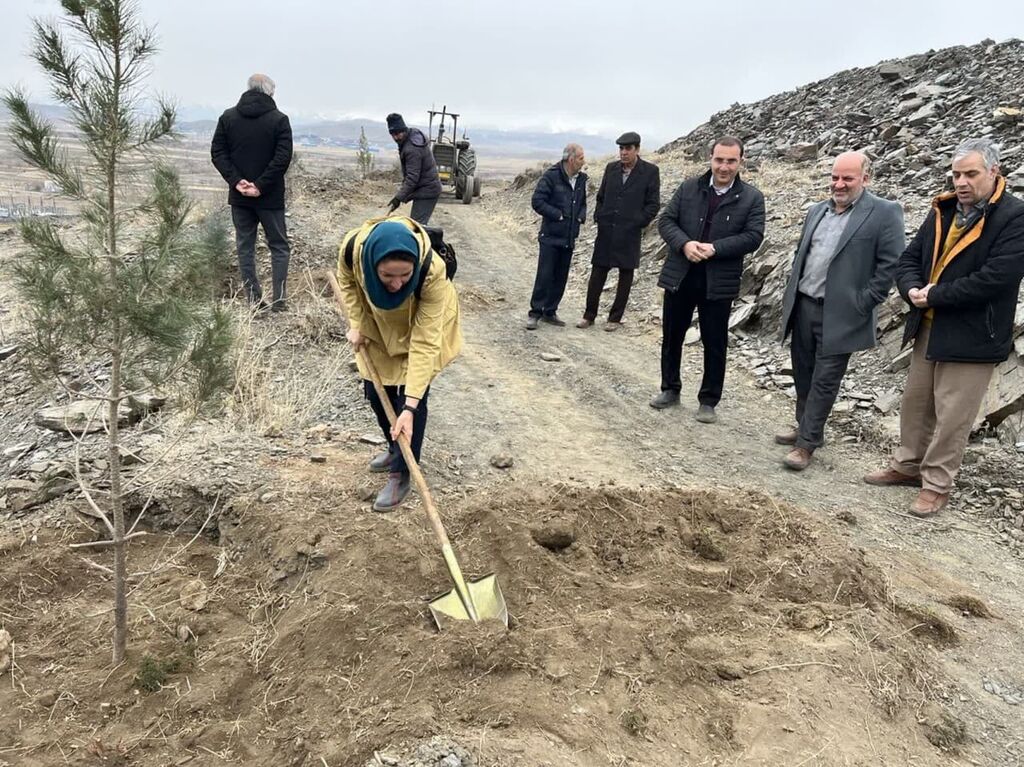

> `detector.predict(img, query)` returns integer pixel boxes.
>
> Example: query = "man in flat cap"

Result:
[577,132,661,331]
[386,112,442,224]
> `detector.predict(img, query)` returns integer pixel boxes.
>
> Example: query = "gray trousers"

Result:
[791,294,851,451]
[410,197,438,224]
[231,206,290,304]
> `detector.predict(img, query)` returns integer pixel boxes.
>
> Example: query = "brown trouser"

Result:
[891,324,994,494]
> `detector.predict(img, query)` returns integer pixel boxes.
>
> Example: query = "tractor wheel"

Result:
[461,175,474,204]
[473,175,482,197]
[457,148,477,179]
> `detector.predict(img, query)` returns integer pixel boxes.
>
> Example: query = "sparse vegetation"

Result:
[3,0,233,662]
[133,652,186,692]
[356,126,374,178]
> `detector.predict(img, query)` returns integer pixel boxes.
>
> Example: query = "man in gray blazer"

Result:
[777,151,905,470]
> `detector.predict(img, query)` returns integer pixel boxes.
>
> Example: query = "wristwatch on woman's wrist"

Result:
[402,404,417,415]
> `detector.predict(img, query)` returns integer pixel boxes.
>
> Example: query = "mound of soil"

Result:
[0,455,972,765]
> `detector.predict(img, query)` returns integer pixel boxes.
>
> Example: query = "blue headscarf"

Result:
[361,221,422,309]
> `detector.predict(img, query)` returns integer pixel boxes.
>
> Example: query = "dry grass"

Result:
[226,300,348,436]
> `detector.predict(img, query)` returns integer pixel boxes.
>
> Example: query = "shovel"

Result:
[327,272,508,630]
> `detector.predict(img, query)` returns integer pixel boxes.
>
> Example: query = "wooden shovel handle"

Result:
[326,271,452,549]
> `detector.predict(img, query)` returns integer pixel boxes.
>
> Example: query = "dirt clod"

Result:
[920,704,969,752]
[836,510,858,525]
[489,453,514,469]
[530,517,576,551]
[897,602,960,647]
[943,594,994,618]
[691,528,726,561]
[622,705,649,736]
[178,578,209,611]
[354,481,377,502]
[714,661,746,680]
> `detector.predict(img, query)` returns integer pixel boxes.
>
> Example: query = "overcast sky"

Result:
[3,0,1024,146]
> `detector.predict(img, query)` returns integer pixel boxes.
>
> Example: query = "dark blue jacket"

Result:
[532,162,588,249]
[396,128,442,202]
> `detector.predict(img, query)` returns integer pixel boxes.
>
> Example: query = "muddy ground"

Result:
[1,172,1023,766]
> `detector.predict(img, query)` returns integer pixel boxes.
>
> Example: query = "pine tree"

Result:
[356,126,374,178]
[3,0,233,663]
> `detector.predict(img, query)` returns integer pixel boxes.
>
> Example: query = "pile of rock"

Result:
[651,37,1024,430]
[662,38,1024,200]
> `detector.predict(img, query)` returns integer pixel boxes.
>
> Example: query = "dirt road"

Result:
[4,181,1024,767]
[327,190,1024,763]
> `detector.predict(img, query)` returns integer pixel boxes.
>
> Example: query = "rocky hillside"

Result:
[651,37,1024,431]
[663,37,1024,196]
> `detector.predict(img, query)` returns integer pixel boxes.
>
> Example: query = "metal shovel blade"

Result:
[428,573,509,631]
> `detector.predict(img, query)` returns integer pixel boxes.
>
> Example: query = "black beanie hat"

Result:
[386,113,407,133]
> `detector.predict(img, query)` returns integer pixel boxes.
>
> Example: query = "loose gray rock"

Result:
[489,453,514,469]
[874,389,901,414]
[34,401,132,435]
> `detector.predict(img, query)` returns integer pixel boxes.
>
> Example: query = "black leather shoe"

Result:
[540,314,566,327]
[650,390,680,409]
[695,404,717,424]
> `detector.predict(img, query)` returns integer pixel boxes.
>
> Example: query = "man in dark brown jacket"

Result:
[577,132,660,331]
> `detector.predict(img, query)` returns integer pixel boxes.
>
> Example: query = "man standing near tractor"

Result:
[386,113,442,224]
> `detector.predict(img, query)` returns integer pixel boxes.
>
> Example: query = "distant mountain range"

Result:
[0,102,615,160]
[175,116,617,159]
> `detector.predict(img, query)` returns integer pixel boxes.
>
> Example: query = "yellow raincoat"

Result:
[336,217,462,399]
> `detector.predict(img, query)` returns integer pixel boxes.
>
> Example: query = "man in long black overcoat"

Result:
[577,132,661,331]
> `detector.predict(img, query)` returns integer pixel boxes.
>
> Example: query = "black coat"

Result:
[396,128,442,202]
[657,171,765,300]
[896,178,1024,363]
[211,90,293,210]
[780,192,905,355]
[531,162,588,249]
[592,158,661,269]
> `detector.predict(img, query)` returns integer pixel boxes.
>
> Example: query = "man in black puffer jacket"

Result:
[211,73,293,311]
[865,138,1024,517]
[526,144,588,329]
[653,137,765,422]
[386,113,442,224]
